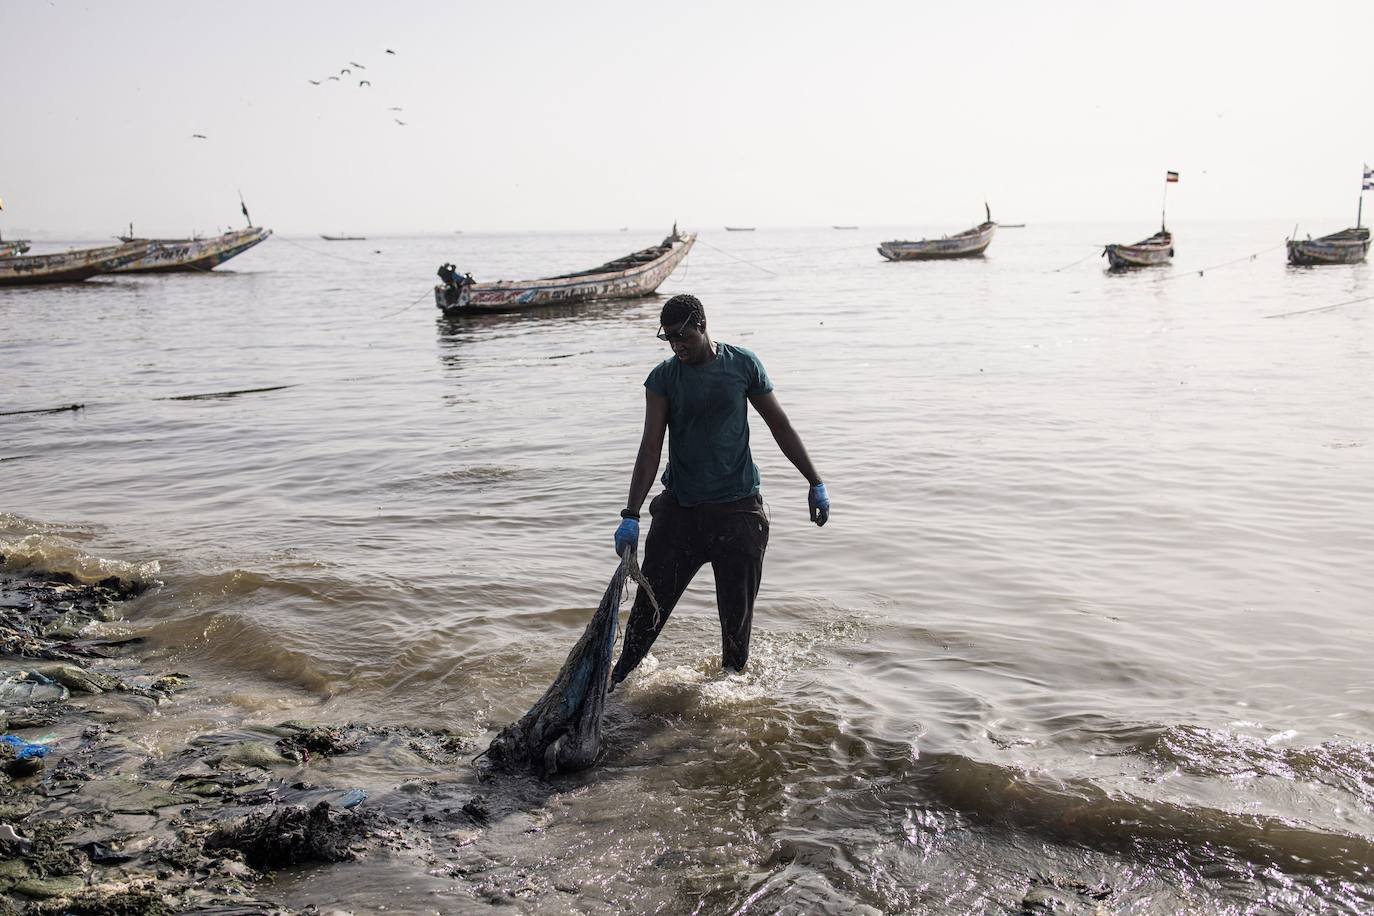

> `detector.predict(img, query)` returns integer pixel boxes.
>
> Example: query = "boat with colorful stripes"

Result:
[0,241,158,287]
[112,227,272,273]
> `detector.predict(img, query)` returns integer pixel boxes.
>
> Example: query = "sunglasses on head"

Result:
[656,311,700,342]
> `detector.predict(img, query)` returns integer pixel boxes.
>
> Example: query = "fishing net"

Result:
[482,551,659,776]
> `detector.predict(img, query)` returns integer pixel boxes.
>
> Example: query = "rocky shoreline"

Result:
[0,567,480,915]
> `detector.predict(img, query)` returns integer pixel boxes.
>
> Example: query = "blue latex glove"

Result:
[615,517,640,556]
[808,483,830,527]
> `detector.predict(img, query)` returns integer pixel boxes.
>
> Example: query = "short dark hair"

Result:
[660,294,704,328]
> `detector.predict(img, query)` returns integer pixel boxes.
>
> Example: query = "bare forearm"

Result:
[624,444,662,514]
[772,423,822,486]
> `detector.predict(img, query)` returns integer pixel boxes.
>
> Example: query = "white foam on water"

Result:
[616,612,871,712]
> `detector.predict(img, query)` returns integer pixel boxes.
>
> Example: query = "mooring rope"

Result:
[1045,247,1107,273]
[377,286,438,319]
[1157,242,1289,282]
[694,237,778,276]
[272,234,380,266]
[1264,294,1374,320]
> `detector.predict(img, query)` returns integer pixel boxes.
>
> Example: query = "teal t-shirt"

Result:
[645,342,774,507]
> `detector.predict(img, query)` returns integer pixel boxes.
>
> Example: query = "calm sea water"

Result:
[3,222,1373,912]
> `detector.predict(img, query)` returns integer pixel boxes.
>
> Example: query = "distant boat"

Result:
[321,234,366,241]
[1287,227,1370,266]
[1288,171,1371,265]
[436,226,695,314]
[0,238,32,257]
[0,241,157,287]
[833,225,859,230]
[1000,223,1027,228]
[112,227,272,273]
[1106,170,1178,269]
[724,226,755,232]
[1104,230,1174,269]
[878,204,996,261]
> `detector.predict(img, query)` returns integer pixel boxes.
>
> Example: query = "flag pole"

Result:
[1161,175,1169,232]
[1358,165,1365,230]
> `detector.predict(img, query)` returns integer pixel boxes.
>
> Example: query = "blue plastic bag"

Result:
[1,735,49,760]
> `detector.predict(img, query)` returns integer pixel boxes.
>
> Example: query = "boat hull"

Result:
[0,242,156,287]
[878,222,996,261]
[1104,231,1173,269]
[1286,228,1369,266]
[436,232,696,314]
[112,228,271,273]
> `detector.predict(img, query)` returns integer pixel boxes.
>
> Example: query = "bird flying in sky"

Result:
[394,119,407,126]
[350,61,366,69]
[359,80,371,87]
[387,107,403,111]
[385,49,396,55]
[340,68,352,75]
[327,75,340,81]
[190,133,207,139]
[308,79,321,85]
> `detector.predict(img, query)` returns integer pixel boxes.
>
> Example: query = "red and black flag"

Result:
[1166,171,1180,183]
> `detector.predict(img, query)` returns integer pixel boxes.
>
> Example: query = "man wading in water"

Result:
[611,294,829,685]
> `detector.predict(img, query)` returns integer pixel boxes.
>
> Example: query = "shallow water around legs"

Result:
[3,223,1373,911]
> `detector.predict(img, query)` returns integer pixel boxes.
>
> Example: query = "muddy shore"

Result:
[0,565,493,915]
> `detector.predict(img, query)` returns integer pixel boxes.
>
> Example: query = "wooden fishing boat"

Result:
[1287,227,1370,265]
[0,241,158,287]
[833,225,859,230]
[111,227,271,273]
[1103,230,1174,269]
[1288,168,1371,265]
[320,234,365,241]
[878,205,996,261]
[724,226,755,232]
[435,227,695,314]
[0,239,32,257]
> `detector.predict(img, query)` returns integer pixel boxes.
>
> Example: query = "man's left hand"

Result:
[808,483,830,527]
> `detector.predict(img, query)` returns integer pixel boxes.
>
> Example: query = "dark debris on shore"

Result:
[1,565,477,915]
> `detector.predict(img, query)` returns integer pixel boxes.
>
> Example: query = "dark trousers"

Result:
[611,491,770,684]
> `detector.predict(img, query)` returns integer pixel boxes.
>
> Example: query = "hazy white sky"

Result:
[3,0,1372,236]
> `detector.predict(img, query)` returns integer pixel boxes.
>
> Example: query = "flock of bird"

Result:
[307,49,407,126]
[188,48,406,139]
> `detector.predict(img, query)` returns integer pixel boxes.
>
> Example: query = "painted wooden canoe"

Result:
[724,227,755,231]
[878,206,997,261]
[0,241,158,287]
[1104,230,1174,269]
[435,229,696,314]
[0,239,32,257]
[1286,227,1369,266]
[111,227,271,273]
[321,234,365,241]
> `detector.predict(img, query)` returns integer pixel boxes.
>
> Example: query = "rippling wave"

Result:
[4,225,1372,910]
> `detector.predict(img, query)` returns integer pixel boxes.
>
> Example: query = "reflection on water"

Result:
[3,225,1373,911]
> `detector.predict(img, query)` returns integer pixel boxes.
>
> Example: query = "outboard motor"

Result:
[435,263,473,309]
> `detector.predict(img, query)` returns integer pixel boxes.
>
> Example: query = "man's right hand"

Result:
[615,517,640,556]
